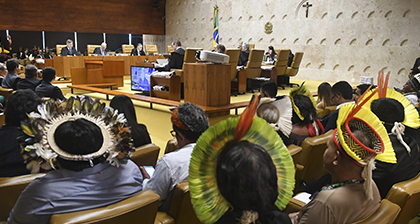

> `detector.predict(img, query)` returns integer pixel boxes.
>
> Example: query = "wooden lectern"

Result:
[184,63,231,116]
[71,59,125,87]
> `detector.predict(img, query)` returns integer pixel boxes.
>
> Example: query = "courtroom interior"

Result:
[1,0,420,223]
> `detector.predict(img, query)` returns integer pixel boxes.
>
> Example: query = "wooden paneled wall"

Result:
[0,0,165,35]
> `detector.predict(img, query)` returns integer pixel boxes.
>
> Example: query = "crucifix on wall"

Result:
[302,2,312,18]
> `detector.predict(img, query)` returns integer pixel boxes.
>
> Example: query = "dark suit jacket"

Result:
[130,48,146,56]
[412,57,420,75]
[93,47,108,56]
[237,49,250,66]
[35,80,65,101]
[61,47,77,56]
[164,47,185,71]
[288,52,294,67]
[17,78,42,92]
[1,73,21,90]
[320,109,338,132]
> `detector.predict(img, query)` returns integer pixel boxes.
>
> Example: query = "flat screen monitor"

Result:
[131,66,155,92]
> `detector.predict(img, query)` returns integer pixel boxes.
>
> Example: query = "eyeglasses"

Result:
[330,94,338,102]
[170,130,176,137]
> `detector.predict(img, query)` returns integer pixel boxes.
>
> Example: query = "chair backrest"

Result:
[0,87,14,101]
[167,45,174,53]
[249,44,255,50]
[295,130,333,185]
[274,49,291,76]
[225,48,241,81]
[88,45,101,56]
[167,181,201,224]
[145,45,158,55]
[385,172,420,224]
[165,137,179,154]
[353,199,400,224]
[245,49,264,79]
[122,44,134,54]
[0,173,46,221]
[130,144,160,168]
[317,106,337,119]
[56,45,66,56]
[49,190,160,224]
[0,113,4,127]
[287,52,304,77]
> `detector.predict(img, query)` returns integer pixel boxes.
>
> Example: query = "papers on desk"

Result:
[35,58,45,64]
[153,63,166,68]
[236,65,245,70]
[253,77,270,81]
[151,71,175,78]
[293,192,312,204]
[116,53,128,56]
[261,65,274,70]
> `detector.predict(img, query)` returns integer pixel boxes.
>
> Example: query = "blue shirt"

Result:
[7,160,143,224]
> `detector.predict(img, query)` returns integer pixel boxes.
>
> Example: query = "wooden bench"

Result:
[69,83,118,100]
[67,85,249,115]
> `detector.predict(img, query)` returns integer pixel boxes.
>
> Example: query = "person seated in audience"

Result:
[188,96,295,224]
[35,49,44,59]
[2,58,21,90]
[0,90,42,177]
[17,64,41,91]
[0,52,11,63]
[321,81,354,131]
[370,97,420,198]
[142,102,209,211]
[43,48,52,59]
[265,45,277,62]
[214,44,226,54]
[131,43,146,56]
[260,81,282,99]
[110,95,152,147]
[400,74,420,105]
[291,103,392,223]
[409,57,420,77]
[316,82,333,109]
[18,47,27,60]
[0,62,6,86]
[7,99,143,224]
[290,94,324,145]
[353,83,376,102]
[93,42,108,56]
[60,39,77,56]
[162,40,185,71]
[35,67,65,101]
[237,42,250,66]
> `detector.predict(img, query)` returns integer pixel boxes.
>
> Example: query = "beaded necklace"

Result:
[321,179,364,192]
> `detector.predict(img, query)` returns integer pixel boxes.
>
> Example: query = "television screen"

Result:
[131,66,155,92]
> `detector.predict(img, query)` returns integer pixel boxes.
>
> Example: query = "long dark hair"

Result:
[292,94,317,125]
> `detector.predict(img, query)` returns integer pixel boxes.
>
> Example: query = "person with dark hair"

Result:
[400,74,420,105]
[321,80,354,131]
[216,141,291,224]
[110,95,151,147]
[316,82,333,109]
[291,103,394,224]
[0,90,42,177]
[189,97,295,224]
[288,50,294,67]
[260,81,279,99]
[215,44,226,54]
[7,98,143,224]
[354,83,375,102]
[131,43,146,56]
[162,40,185,71]
[290,94,324,145]
[142,102,209,211]
[265,45,277,62]
[17,64,41,91]
[237,42,250,66]
[35,67,65,101]
[370,97,420,198]
[60,39,77,56]
[2,58,21,90]
[409,57,420,77]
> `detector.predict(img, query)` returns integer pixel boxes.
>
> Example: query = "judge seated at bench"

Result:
[60,39,77,56]
[131,43,146,56]
[159,40,185,71]
[93,42,109,56]
[237,42,250,66]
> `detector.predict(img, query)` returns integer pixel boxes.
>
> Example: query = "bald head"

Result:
[100,42,107,51]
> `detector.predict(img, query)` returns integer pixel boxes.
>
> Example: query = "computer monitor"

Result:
[131,66,156,92]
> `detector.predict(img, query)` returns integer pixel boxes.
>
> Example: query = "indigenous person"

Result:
[60,39,77,56]
[131,43,146,56]
[354,84,375,102]
[142,102,209,211]
[110,95,151,147]
[93,42,108,56]
[35,67,65,101]
[0,90,42,177]
[401,74,420,105]
[189,96,295,224]
[321,81,354,131]
[291,101,396,224]
[17,64,41,91]
[7,98,143,224]
[1,58,21,90]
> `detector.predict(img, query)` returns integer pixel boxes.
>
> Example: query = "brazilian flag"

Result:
[213,5,219,49]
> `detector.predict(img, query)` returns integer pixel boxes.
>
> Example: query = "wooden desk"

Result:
[71,59,125,87]
[184,63,231,117]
